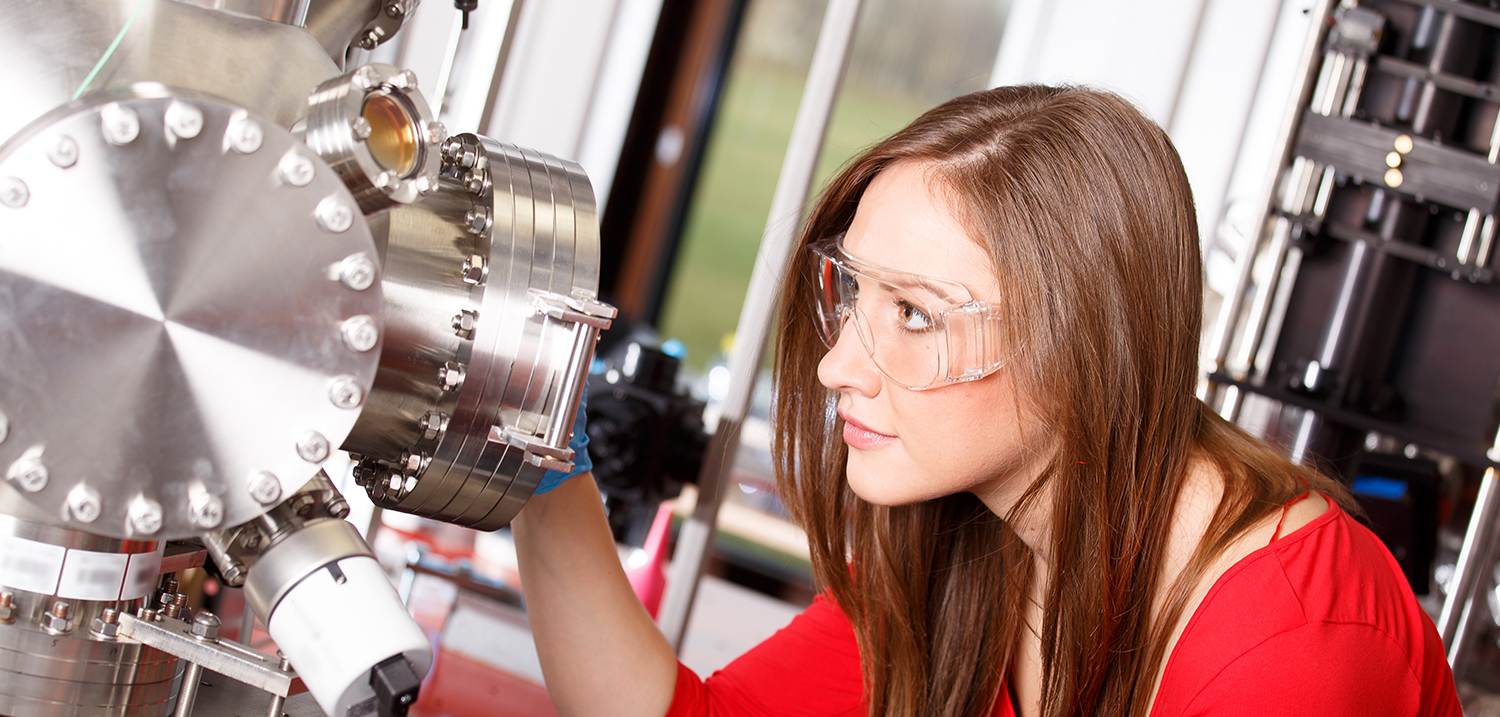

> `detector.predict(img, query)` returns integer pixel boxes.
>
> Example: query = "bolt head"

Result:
[339,253,378,291]
[48,136,79,168]
[329,375,365,409]
[91,617,120,637]
[190,611,221,640]
[44,612,73,634]
[386,1,405,17]
[0,177,29,208]
[420,411,448,440]
[8,458,48,492]
[100,103,140,145]
[190,494,225,529]
[66,485,102,523]
[227,117,264,154]
[164,102,204,140]
[249,471,282,505]
[351,117,373,140]
[461,254,486,284]
[278,151,316,187]
[427,122,446,145]
[128,498,164,535]
[358,29,380,50]
[297,431,331,463]
[398,70,418,90]
[316,196,355,233]
[341,315,380,352]
[440,362,465,391]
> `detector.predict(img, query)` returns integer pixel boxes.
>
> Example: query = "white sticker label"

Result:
[0,536,65,595]
[122,547,165,600]
[58,550,130,601]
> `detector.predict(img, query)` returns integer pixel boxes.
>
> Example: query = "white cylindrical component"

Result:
[266,555,431,716]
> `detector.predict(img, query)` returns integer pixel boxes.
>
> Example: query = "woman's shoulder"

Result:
[1152,502,1460,716]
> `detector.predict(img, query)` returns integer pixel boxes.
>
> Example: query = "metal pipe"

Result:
[1204,0,1337,398]
[656,0,865,651]
[1440,467,1500,662]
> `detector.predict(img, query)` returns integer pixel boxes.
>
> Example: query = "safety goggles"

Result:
[807,234,1004,390]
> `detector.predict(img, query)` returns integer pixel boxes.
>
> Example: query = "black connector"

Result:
[369,654,421,717]
[455,0,478,29]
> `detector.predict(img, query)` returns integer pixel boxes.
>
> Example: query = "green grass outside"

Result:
[657,62,931,371]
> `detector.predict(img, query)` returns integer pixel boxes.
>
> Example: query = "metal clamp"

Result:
[528,289,617,330]
[489,425,574,473]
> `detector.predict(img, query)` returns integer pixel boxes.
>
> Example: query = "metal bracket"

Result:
[117,613,295,696]
[528,289,618,330]
[488,425,574,473]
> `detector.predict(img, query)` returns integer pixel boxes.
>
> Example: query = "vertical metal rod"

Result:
[1440,467,1500,660]
[1204,0,1337,397]
[656,0,865,651]
[173,662,204,717]
[266,693,286,717]
[238,598,254,646]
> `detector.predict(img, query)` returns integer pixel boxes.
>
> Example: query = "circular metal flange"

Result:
[302,63,442,214]
[0,85,383,539]
[346,135,614,531]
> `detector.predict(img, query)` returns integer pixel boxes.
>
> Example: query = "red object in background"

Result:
[412,648,557,717]
[625,502,673,618]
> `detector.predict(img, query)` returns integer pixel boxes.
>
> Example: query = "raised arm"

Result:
[510,472,681,717]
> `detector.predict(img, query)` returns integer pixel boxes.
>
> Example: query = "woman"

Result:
[513,85,1460,717]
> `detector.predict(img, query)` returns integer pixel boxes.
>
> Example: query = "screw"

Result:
[341,315,379,352]
[48,136,79,167]
[339,253,378,291]
[396,70,418,90]
[164,102,204,140]
[461,254,486,284]
[278,651,291,671]
[8,458,48,492]
[129,497,164,535]
[297,431,331,463]
[386,1,405,17]
[439,361,465,392]
[250,471,282,505]
[227,116,264,154]
[66,484,102,523]
[190,494,224,529]
[100,103,140,145]
[91,608,121,638]
[427,122,446,145]
[329,375,365,409]
[452,309,478,339]
[351,117,373,140]
[315,196,354,233]
[278,151,316,187]
[0,178,29,208]
[190,611,221,641]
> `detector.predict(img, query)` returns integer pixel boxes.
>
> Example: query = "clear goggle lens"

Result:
[807,235,1003,390]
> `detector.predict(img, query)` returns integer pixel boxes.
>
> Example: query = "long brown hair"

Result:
[770,85,1351,717]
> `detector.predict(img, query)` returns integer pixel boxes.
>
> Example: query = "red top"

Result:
[665,501,1461,716]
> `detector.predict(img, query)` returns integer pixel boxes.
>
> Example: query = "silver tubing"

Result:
[656,0,866,651]
[173,662,204,717]
[1439,466,1500,663]
[1203,0,1337,396]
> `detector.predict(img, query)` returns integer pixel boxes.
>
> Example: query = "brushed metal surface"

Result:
[348,136,613,530]
[0,0,338,145]
[0,87,382,540]
[0,618,182,717]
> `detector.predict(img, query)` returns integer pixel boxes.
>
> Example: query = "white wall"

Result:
[992,0,1319,292]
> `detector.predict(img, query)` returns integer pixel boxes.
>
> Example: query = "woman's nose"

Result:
[817,319,882,398]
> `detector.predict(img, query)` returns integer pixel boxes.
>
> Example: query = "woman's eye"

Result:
[896,301,933,331]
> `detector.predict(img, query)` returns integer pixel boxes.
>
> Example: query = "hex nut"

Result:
[427,122,447,145]
[452,310,478,339]
[351,117,373,140]
[90,613,120,638]
[461,254,486,284]
[440,362,465,392]
[0,409,8,444]
[0,604,14,624]
[190,611,221,641]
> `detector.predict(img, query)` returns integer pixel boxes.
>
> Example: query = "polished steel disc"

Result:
[0,86,382,539]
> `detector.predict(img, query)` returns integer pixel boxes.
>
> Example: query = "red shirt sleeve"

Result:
[665,593,866,717]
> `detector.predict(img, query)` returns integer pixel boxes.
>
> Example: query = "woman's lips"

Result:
[840,412,896,450]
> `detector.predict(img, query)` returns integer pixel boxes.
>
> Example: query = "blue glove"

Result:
[535,386,591,494]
